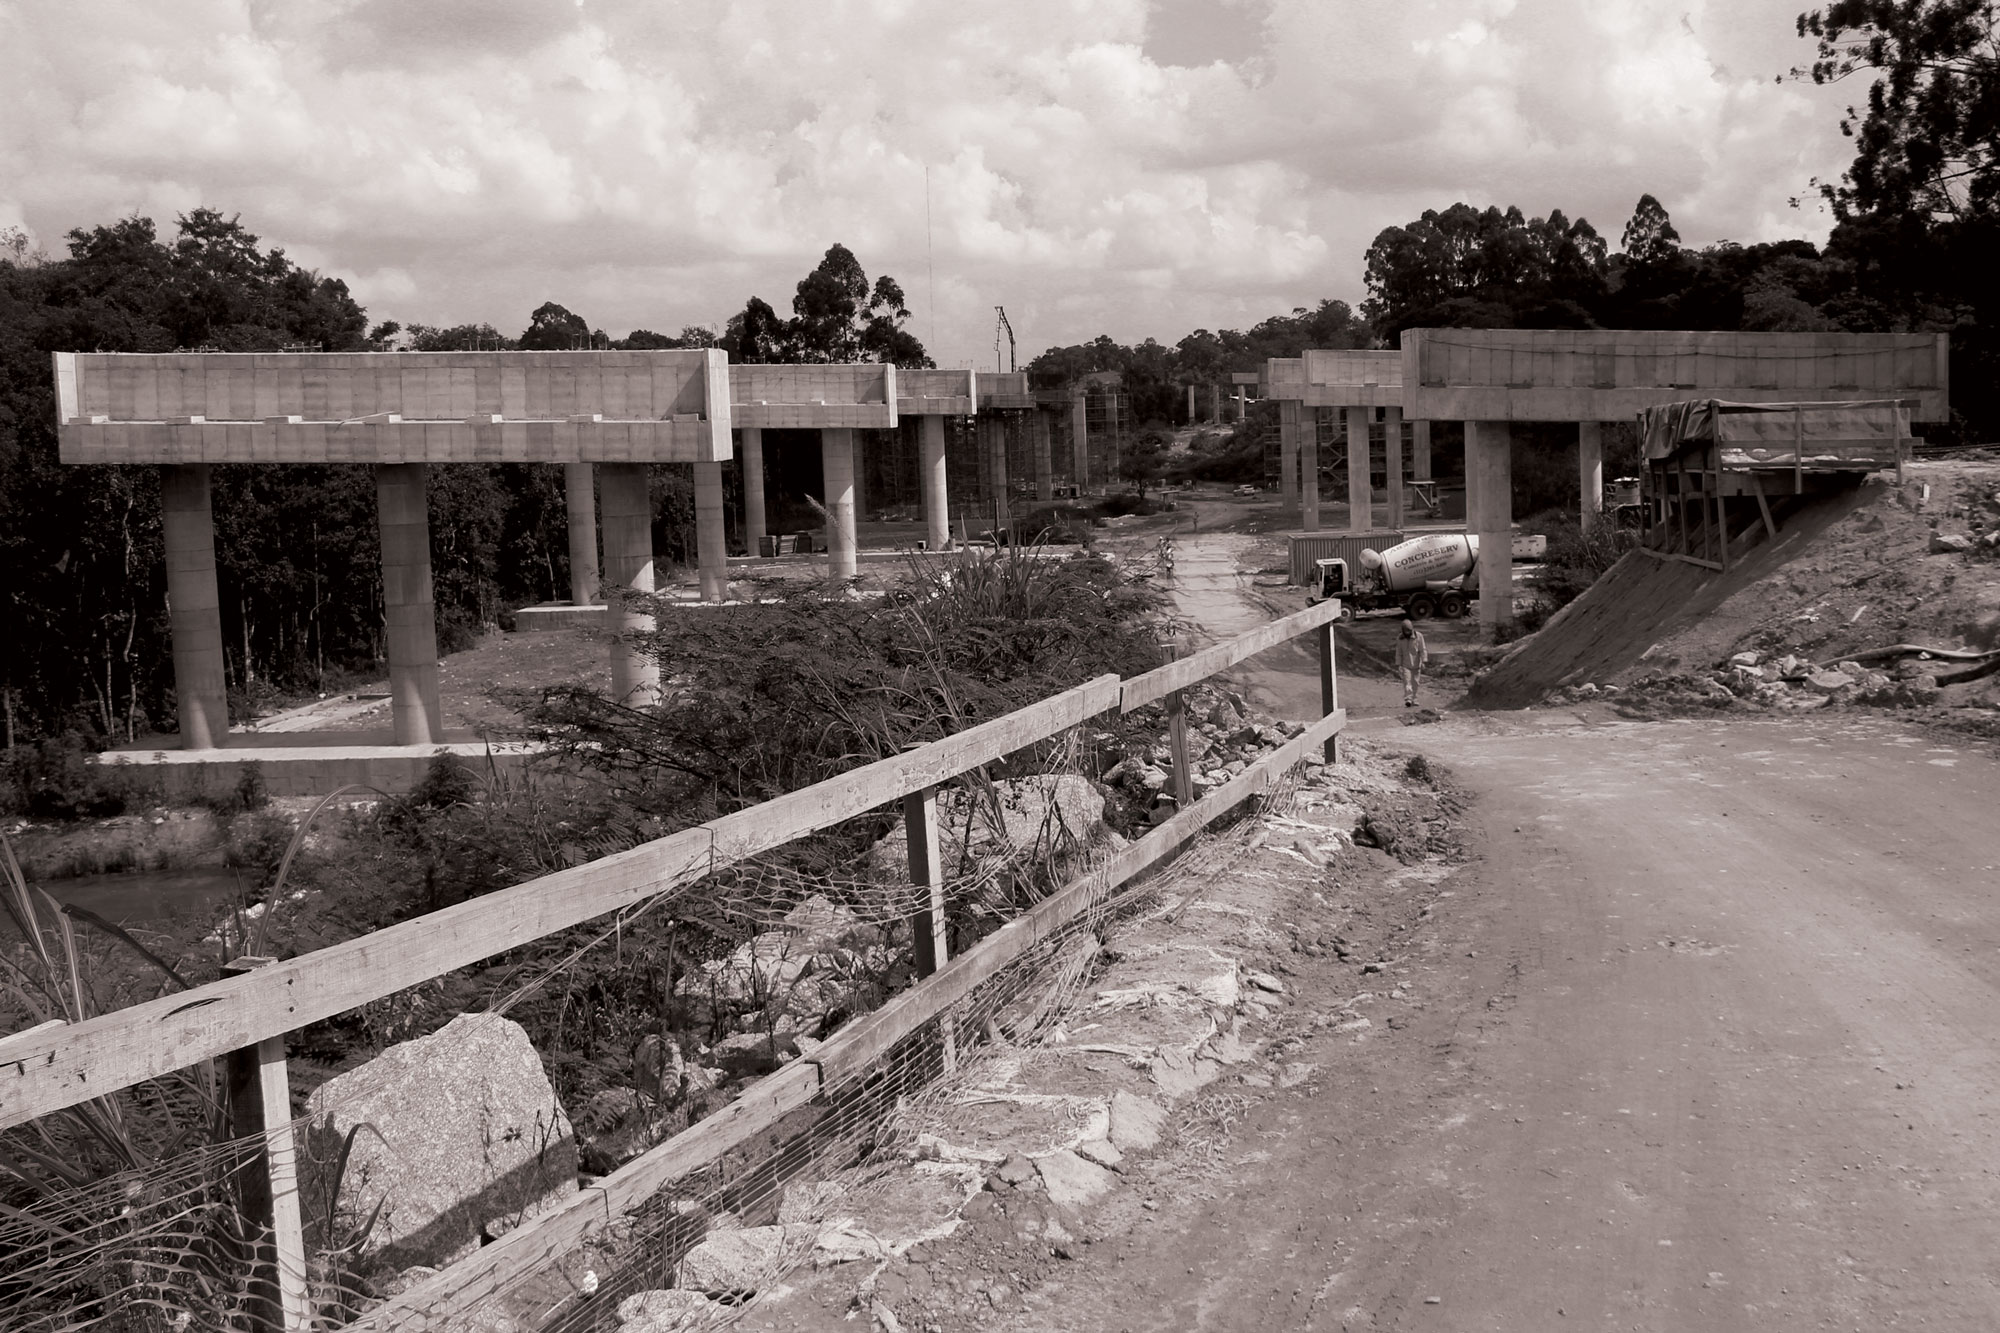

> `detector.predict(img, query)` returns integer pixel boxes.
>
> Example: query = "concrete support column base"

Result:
[920,416,951,550]
[1468,421,1515,633]
[1344,406,1372,534]
[599,462,660,707]
[161,464,228,750]
[564,462,599,607]
[1278,398,1301,505]
[1300,413,1320,533]
[1579,421,1604,537]
[376,463,444,745]
[694,460,728,603]
[1384,406,1405,531]
[821,428,858,581]
[741,428,768,554]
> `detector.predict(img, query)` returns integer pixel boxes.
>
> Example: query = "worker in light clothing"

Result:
[1395,618,1429,707]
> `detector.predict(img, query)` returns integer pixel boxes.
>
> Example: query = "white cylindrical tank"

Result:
[1362,533,1479,594]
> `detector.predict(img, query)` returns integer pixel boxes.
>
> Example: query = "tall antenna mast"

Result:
[925,165,938,358]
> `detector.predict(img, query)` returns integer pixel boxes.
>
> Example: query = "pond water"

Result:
[31,866,243,930]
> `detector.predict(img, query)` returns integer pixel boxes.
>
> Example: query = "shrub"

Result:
[525,544,1167,820]
[0,734,156,821]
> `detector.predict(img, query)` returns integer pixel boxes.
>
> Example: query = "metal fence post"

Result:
[1318,614,1340,764]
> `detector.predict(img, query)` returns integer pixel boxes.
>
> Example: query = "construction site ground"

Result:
[718,475,2000,1332]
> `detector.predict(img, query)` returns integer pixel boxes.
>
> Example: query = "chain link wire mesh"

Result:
[1,716,1301,1332]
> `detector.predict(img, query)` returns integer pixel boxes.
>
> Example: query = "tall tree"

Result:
[1362,204,1608,339]
[518,301,596,350]
[725,245,931,366]
[1798,0,2000,219]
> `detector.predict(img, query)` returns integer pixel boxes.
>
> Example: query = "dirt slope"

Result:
[1466,461,2000,709]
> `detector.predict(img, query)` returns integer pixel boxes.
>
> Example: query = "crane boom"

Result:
[994,306,1016,373]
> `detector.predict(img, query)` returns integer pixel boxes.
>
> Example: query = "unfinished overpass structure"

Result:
[51,351,1066,794]
[1268,330,1951,629]
[1402,329,1951,628]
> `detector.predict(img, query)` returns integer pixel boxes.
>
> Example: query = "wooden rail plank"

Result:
[352,1062,823,1331]
[706,675,1120,862]
[0,676,1120,1130]
[1120,601,1341,712]
[362,705,1347,1329]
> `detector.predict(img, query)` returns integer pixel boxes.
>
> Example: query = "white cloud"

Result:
[0,0,1859,364]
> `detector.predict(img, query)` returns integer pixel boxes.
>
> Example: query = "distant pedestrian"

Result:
[1395,618,1428,707]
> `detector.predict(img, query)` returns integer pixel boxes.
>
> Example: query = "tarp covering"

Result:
[1639,398,1908,470]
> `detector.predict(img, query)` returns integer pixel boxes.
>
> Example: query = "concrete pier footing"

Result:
[1578,421,1604,536]
[920,416,951,549]
[375,463,444,745]
[563,462,599,607]
[740,428,767,553]
[821,428,858,581]
[1344,407,1371,533]
[160,464,228,750]
[694,460,728,602]
[598,462,660,707]
[1468,421,1514,632]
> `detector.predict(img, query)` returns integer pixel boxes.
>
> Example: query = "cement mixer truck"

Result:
[1307,532,1479,621]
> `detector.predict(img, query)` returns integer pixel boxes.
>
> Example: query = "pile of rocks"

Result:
[1100,687,1309,825]
[1585,650,1946,714]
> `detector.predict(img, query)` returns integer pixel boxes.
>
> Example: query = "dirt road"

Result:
[1007,709,2000,1331]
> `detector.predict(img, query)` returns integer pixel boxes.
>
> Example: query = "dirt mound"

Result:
[1464,462,2000,710]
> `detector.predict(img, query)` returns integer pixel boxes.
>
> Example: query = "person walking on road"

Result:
[1395,618,1428,707]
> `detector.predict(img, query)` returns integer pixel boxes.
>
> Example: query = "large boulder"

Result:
[304,1013,577,1270]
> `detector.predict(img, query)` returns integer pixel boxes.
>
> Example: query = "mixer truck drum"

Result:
[1359,548,1385,569]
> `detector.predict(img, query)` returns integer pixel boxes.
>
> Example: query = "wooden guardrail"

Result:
[0,596,1346,1331]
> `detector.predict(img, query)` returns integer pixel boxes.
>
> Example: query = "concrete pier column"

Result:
[1186,384,1196,423]
[1210,384,1221,424]
[375,463,444,745]
[1301,413,1320,533]
[1344,407,1372,534]
[821,428,858,581]
[1278,399,1301,504]
[161,464,228,750]
[1385,406,1405,531]
[598,462,660,707]
[1032,410,1054,502]
[563,463,599,607]
[987,417,1012,529]
[1467,421,1514,633]
[1413,419,1433,482]
[694,460,728,603]
[740,428,767,554]
[1069,392,1090,492]
[920,415,951,549]
[1578,421,1604,536]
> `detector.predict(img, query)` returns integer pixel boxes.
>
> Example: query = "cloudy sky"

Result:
[1,0,1858,366]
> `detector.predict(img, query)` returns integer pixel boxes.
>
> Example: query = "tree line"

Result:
[0,222,928,745]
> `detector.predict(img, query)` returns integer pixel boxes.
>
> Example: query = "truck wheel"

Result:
[1406,593,1437,620]
[1338,603,1356,623]
[1438,591,1466,619]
